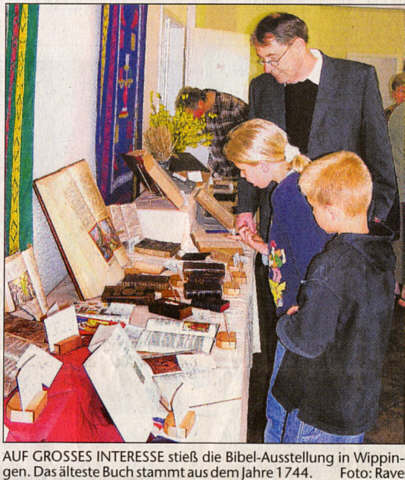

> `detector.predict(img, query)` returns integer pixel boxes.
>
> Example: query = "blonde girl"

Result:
[224,119,331,443]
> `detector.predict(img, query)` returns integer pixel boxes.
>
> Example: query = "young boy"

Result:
[270,151,396,443]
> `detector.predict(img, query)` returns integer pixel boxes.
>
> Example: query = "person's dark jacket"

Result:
[273,224,396,435]
[236,52,399,239]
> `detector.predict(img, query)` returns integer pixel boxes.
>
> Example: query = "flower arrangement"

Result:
[143,92,213,163]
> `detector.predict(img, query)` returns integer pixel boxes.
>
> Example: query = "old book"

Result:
[107,202,142,250]
[33,160,128,300]
[168,152,209,174]
[101,285,155,305]
[192,186,235,231]
[133,238,181,258]
[191,229,244,255]
[121,151,162,195]
[183,261,225,276]
[177,252,210,261]
[191,296,230,313]
[4,316,49,397]
[5,246,48,321]
[125,258,165,275]
[74,300,134,323]
[122,273,170,291]
[143,354,182,375]
[136,317,219,355]
[148,299,193,320]
[139,152,184,209]
[4,314,48,345]
[184,280,223,299]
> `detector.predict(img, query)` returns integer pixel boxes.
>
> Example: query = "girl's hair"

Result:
[223,118,310,173]
[298,151,372,217]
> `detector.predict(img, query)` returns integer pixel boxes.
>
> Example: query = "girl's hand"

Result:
[236,212,257,242]
[287,305,299,316]
[239,227,268,255]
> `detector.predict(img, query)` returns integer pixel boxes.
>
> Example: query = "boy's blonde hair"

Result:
[299,151,372,217]
[223,118,310,173]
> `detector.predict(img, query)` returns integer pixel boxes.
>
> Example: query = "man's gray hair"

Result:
[252,12,308,46]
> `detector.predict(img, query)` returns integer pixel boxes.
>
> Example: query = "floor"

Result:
[247,301,404,444]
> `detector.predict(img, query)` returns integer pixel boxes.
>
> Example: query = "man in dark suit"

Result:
[240,12,398,442]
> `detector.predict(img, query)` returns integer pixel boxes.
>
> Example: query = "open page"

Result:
[4,246,48,320]
[34,160,127,299]
[136,317,219,354]
[107,202,142,251]
[66,160,129,268]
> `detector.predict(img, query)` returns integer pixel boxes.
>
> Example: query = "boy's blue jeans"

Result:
[264,341,364,444]
[264,340,287,443]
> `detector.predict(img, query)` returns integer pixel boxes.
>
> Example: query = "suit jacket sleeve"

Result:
[235,80,262,216]
[236,79,268,214]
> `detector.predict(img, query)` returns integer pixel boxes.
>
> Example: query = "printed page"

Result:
[67,161,129,268]
[4,247,48,319]
[145,317,218,337]
[108,202,142,249]
[21,246,48,315]
[34,160,125,298]
[136,329,214,354]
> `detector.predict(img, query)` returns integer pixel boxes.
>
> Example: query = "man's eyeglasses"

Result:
[257,42,293,67]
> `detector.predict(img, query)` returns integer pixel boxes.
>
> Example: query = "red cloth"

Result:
[4,347,123,442]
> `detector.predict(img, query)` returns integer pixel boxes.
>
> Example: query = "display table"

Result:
[4,248,258,443]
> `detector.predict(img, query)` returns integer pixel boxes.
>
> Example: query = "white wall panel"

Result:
[33,5,100,293]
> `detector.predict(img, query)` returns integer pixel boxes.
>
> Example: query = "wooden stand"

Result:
[54,334,82,355]
[231,270,247,285]
[6,390,48,423]
[216,331,237,350]
[209,249,234,265]
[163,410,196,439]
[223,281,240,296]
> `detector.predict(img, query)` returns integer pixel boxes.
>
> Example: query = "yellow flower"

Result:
[145,92,213,154]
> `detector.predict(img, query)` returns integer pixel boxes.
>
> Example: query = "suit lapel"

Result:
[308,53,339,157]
[271,82,286,130]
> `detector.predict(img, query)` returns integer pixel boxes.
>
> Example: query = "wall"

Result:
[33,5,100,294]
[142,5,161,132]
[195,5,405,87]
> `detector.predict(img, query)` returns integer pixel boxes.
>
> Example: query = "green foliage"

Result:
[148,92,212,153]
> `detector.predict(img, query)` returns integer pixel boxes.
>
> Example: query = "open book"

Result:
[192,185,235,231]
[4,315,49,397]
[34,160,129,299]
[107,202,142,251]
[5,246,48,320]
[136,317,219,355]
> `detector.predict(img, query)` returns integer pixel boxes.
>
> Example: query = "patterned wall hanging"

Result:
[95,4,148,205]
[5,4,39,256]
